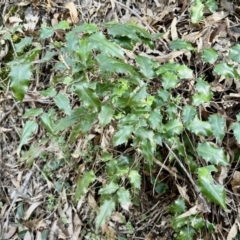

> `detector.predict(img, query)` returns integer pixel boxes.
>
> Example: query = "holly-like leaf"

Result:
[182,105,196,125]
[202,48,218,64]
[177,65,193,79]
[170,39,194,51]
[74,171,95,202]
[74,83,101,111]
[191,0,204,23]
[232,122,240,144]
[89,32,124,59]
[162,72,179,90]
[192,92,213,106]
[169,198,186,214]
[113,125,133,146]
[9,63,32,101]
[197,142,228,166]
[188,116,212,136]
[197,166,226,209]
[98,104,114,127]
[73,23,98,34]
[134,127,154,142]
[15,37,32,53]
[117,187,132,211]
[17,121,37,155]
[141,139,154,164]
[128,170,141,190]
[104,22,140,41]
[40,112,55,134]
[165,119,183,136]
[209,114,225,143]
[22,108,43,118]
[96,200,116,230]
[99,181,119,195]
[205,0,218,12]
[229,44,240,63]
[52,20,70,30]
[96,53,136,74]
[40,26,54,39]
[214,62,239,78]
[53,92,71,116]
[135,55,156,79]
[148,109,163,130]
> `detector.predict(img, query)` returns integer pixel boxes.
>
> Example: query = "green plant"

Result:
[191,0,218,23]
[4,19,240,237]
[169,198,214,239]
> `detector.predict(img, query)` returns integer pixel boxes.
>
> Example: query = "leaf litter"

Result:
[1,0,240,239]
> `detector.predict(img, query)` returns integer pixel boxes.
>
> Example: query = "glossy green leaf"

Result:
[77,39,91,65]
[214,62,239,78]
[117,187,131,211]
[202,48,218,64]
[141,139,154,164]
[176,227,195,240]
[197,142,228,166]
[232,122,240,144]
[192,92,213,106]
[74,83,101,110]
[162,72,179,90]
[40,87,57,97]
[99,181,119,195]
[148,109,162,130]
[89,32,124,59]
[54,113,79,133]
[188,116,212,136]
[165,119,183,136]
[135,55,156,79]
[134,127,154,142]
[177,65,193,79]
[40,112,55,134]
[113,125,133,146]
[9,63,32,101]
[65,31,80,52]
[52,20,70,30]
[191,0,204,23]
[98,104,114,127]
[195,78,211,94]
[73,23,98,34]
[15,37,32,52]
[104,22,140,41]
[205,0,218,12]
[170,39,194,51]
[169,198,186,214]
[74,171,95,202]
[96,53,136,74]
[197,166,226,209]
[182,105,196,125]
[17,120,37,155]
[96,200,116,230]
[209,115,226,143]
[22,108,43,118]
[40,26,54,39]
[53,92,71,116]
[128,170,141,190]
[229,44,240,62]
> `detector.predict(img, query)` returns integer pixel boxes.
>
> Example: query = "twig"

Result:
[164,142,211,213]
